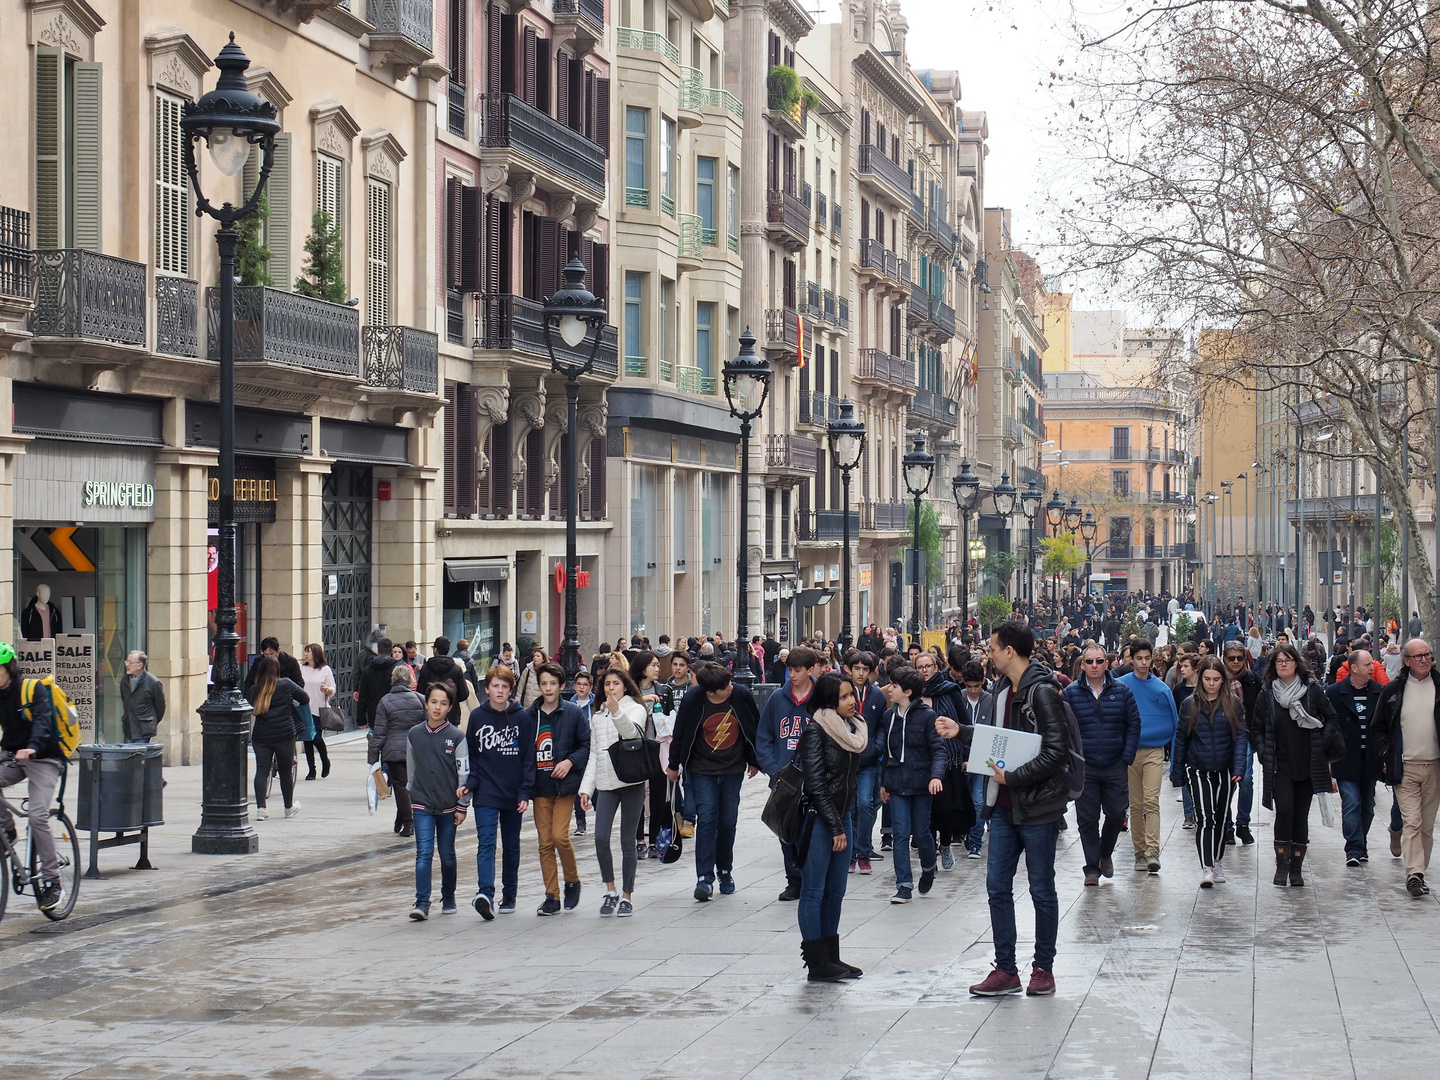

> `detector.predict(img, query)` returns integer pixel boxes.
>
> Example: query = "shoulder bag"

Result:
[606,706,666,784]
[761,758,809,844]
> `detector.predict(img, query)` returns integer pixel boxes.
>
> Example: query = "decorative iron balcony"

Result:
[626,186,649,208]
[474,291,618,376]
[155,276,198,357]
[822,289,836,325]
[368,0,433,52]
[766,74,807,138]
[480,93,606,195]
[699,86,744,119]
[837,296,849,330]
[832,203,842,232]
[553,0,604,32]
[764,306,799,351]
[31,249,146,346]
[675,365,716,394]
[207,286,359,376]
[858,143,912,203]
[910,388,958,426]
[854,347,915,389]
[815,191,828,229]
[766,188,810,246]
[858,238,909,288]
[677,213,703,262]
[765,432,818,472]
[363,324,439,393]
[798,509,858,541]
[908,288,956,337]
[798,391,839,427]
[1004,416,1021,443]
[863,500,908,531]
[0,207,31,300]
[805,280,822,322]
[625,354,649,376]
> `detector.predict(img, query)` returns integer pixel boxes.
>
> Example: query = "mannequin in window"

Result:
[21,584,61,641]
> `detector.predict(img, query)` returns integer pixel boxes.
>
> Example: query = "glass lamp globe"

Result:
[207,128,251,177]
[558,314,588,348]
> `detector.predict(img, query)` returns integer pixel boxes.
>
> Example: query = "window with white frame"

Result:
[154,90,189,276]
[316,153,344,235]
[366,177,392,326]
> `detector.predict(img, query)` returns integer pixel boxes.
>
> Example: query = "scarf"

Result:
[1271,675,1322,729]
[812,707,868,753]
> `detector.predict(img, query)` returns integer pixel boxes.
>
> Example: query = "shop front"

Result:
[443,557,510,663]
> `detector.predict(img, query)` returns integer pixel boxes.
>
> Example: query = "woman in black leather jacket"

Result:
[246,655,308,821]
[796,673,867,983]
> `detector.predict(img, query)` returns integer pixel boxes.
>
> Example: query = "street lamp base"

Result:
[190,695,259,855]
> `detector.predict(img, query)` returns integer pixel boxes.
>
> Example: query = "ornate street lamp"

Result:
[951,458,981,635]
[1044,488,1067,611]
[991,470,1018,601]
[827,399,866,652]
[902,432,935,640]
[1065,495,1083,533]
[183,34,281,856]
[1020,479,1043,616]
[1080,510,1099,598]
[723,329,771,685]
[542,256,608,689]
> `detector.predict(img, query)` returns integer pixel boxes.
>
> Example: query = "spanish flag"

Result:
[797,314,805,368]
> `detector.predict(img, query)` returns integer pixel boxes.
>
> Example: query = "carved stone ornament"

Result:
[362,130,407,183]
[159,55,193,96]
[309,100,362,159]
[38,14,80,53]
[480,163,510,196]
[511,173,537,205]
[475,383,509,425]
[31,0,104,56]
[551,195,577,224]
[318,126,347,158]
[573,206,598,234]
[578,400,608,441]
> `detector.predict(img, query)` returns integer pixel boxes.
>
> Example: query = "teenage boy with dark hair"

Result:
[757,645,821,900]
[530,661,590,915]
[843,650,887,873]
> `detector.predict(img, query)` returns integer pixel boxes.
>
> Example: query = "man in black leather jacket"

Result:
[968,620,1070,1000]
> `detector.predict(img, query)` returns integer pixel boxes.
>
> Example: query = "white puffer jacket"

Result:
[580,696,648,796]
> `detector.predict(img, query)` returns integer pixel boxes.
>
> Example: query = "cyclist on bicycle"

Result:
[0,642,63,910]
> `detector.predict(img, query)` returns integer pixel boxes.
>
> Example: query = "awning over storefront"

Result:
[799,589,835,607]
[445,558,511,582]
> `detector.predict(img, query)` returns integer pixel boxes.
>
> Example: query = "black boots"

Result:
[801,939,848,982]
[1288,845,1307,887]
[1273,843,1290,887]
[824,934,863,979]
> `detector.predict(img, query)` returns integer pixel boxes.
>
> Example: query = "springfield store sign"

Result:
[84,482,156,508]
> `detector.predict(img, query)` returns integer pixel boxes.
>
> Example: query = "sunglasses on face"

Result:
[1082,658,1107,665]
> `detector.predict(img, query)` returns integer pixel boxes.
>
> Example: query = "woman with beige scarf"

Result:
[796,672,870,982]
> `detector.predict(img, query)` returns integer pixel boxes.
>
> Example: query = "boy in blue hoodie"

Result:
[757,645,820,900]
[1118,639,1179,874]
[459,663,536,919]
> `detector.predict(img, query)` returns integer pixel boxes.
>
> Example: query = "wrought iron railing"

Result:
[155,276,198,357]
[1004,416,1021,442]
[799,509,860,542]
[766,74,807,135]
[625,354,648,376]
[909,289,956,337]
[766,188,810,242]
[837,297,849,330]
[858,238,909,287]
[678,66,705,112]
[805,280,822,322]
[31,249,146,346]
[675,365,716,394]
[700,86,744,118]
[815,191,828,227]
[553,0,604,31]
[0,207,30,299]
[474,291,618,376]
[765,433,818,472]
[822,289,836,324]
[863,500,908,531]
[369,0,433,50]
[832,203,842,232]
[658,358,674,381]
[480,93,606,193]
[858,143,912,202]
[362,324,439,392]
[626,186,649,208]
[855,347,915,388]
[678,213,703,260]
[799,391,838,426]
[208,286,360,376]
[764,306,799,350]
[910,388,958,425]
[727,232,739,253]
[661,192,676,217]
[617,27,680,64]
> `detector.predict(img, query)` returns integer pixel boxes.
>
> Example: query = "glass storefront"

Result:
[630,466,658,636]
[701,472,724,636]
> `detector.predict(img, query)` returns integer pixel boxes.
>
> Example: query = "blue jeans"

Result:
[1182,781,1194,817]
[888,792,934,889]
[682,771,696,821]
[798,812,852,940]
[967,773,988,852]
[854,765,882,858]
[413,809,457,908]
[474,804,522,901]
[987,808,1060,975]
[1236,752,1255,827]
[690,771,743,885]
[1336,778,1376,858]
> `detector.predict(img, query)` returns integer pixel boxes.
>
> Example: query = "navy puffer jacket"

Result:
[1171,695,1249,784]
[881,702,946,796]
[1062,670,1142,769]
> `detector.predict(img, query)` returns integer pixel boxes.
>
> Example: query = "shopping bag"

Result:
[1317,789,1337,829]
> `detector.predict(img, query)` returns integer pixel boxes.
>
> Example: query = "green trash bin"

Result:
[75,744,146,833]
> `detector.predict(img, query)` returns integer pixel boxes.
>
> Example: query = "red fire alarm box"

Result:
[376,480,392,501]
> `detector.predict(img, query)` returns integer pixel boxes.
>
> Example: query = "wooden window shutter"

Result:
[267,133,293,289]
[366,178,392,326]
[490,420,511,517]
[460,185,482,291]
[584,69,596,140]
[549,433,567,518]
[524,429,544,516]
[449,0,467,79]
[72,61,103,252]
[537,36,551,115]
[489,4,504,95]
[154,90,189,276]
[482,193,503,294]
[590,242,608,305]
[861,108,870,146]
[523,26,538,107]
[443,381,460,513]
[588,436,606,519]
[457,384,479,516]
[569,55,584,130]
[595,77,611,154]
[539,218,559,300]
[555,50,570,128]
[34,46,65,250]
[446,177,462,287]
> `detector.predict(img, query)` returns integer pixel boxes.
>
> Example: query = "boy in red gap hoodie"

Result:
[757,646,821,901]
[459,664,536,919]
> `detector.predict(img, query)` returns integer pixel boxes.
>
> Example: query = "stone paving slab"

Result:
[1,749,1438,1078]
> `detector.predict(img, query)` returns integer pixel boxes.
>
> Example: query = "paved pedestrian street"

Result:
[2,737,1438,1080]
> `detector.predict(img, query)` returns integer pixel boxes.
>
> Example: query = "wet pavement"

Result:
[2,737,1438,1079]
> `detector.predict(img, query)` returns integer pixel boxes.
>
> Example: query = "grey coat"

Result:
[121,669,166,741]
[370,685,425,764]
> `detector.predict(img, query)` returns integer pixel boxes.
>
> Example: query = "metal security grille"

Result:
[322,464,372,726]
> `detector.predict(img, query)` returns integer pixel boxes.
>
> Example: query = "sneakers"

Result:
[967,847,983,860]
[600,892,619,916]
[857,857,873,874]
[1212,862,1226,883]
[36,880,62,912]
[574,823,587,836]
[695,880,714,902]
[1201,867,1215,889]
[680,821,696,839]
[969,966,1022,996]
[254,807,269,821]
[1099,855,1114,879]
[441,896,458,915]
[1134,853,1150,873]
[778,882,802,902]
[1224,829,1236,846]
[1026,967,1056,997]
[1236,825,1255,846]
[498,897,517,914]
[646,844,658,860]
[1392,828,1404,858]
[881,836,893,851]
[1182,814,1196,830]
[718,873,735,895]
[472,893,495,921]
[409,904,429,921]
[1147,856,1162,874]
[849,857,858,874]
[617,898,634,917]
[941,845,955,870]
[918,867,936,895]
[563,881,582,911]
[1346,855,1362,867]
[284,802,301,819]
[1408,874,1429,897]
[891,886,913,904]
[1084,870,1100,887]
[537,895,562,916]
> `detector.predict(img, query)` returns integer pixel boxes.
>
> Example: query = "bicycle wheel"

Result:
[267,759,278,799]
[30,810,79,921]
[0,846,9,922]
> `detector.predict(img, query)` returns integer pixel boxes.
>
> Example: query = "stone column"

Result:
[373,438,439,649]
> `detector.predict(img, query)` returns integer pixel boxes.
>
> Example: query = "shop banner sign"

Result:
[54,635,95,742]
[17,640,55,680]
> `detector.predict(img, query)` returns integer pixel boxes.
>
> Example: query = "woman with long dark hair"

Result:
[579,666,648,917]
[1253,643,1345,887]
[797,672,866,981]
[245,655,308,820]
[1171,657,1248,888]
[629,651,676,858]
[300,642,335,780]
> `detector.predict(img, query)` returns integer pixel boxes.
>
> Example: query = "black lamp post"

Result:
[183,35,280,856]
[827,399,866,652]
[1020,480,1043,617]
[542,256,608,689]
[902,432,935,641]
[1080,510,1099,600]
[951,458,981,634]
[723,328,771,686]
[1065,495,1083,533]
[1044,489,1066,612]
[992,471,1018,601]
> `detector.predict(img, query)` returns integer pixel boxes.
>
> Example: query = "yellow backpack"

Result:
[22,677,81,758]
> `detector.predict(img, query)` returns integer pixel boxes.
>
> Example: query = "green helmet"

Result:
[0,642,15,666]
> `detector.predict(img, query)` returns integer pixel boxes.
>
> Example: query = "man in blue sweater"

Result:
[1064,644,1142,885]
[1119,638,1178,873]
[756,645,820,900]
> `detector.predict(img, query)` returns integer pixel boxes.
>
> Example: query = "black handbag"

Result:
[317,705,346,732]
[657,779,685,864]
[606,708,666,784]
[761,759,808,844]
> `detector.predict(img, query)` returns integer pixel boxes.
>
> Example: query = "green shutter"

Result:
[267,133,292,290]
[72,61,103,252]
[34,46,65,250]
